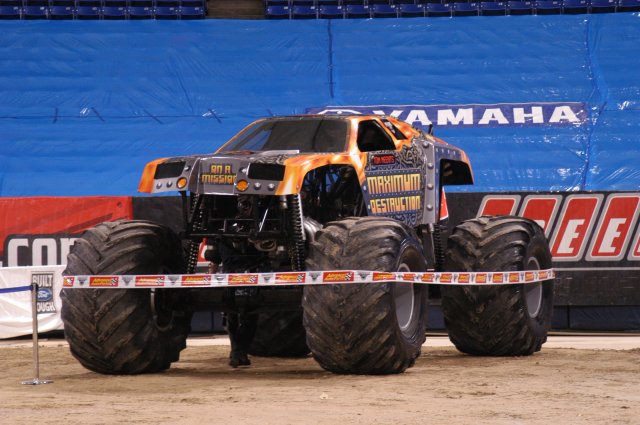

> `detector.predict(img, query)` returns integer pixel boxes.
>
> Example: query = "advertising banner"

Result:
[0,265,65,339]
[446,191,640,308]
[0,197,133,267]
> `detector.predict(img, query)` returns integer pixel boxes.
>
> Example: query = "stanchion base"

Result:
[21,378,53,385]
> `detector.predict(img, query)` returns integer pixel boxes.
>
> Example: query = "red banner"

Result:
[0,197,132,267]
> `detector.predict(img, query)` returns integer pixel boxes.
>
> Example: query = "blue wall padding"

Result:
[0,16,638,196]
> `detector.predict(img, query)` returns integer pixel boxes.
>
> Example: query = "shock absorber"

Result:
[186,194,205,274]
[286,194,306,271]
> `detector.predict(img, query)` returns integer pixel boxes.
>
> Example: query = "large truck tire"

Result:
[441,216,554,356]
[248,311,310,357]
[302,217,428,374]
[61,220,191,374]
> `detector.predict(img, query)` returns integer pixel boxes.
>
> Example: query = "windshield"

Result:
[220,118,349,153]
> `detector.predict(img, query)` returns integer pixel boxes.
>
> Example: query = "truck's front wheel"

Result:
[61,220,191,374]
[302,217,428,374]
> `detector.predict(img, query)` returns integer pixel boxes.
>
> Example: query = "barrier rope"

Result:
[0,285,32,294]
[63,269,555,289]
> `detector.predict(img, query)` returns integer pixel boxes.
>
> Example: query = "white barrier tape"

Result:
[62,269,555,289]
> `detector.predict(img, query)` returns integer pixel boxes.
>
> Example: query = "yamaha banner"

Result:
[306,103,588,129]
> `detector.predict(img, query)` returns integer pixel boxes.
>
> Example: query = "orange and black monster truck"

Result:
[61,115,554,375]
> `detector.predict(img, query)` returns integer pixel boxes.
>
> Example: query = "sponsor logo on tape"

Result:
[401,273,416,281]
[421,273,435,283]
[228,274,258,285]
[181,275,212,286]
[89,276,119,287]
[440,273,453,284]
[322,271,354,282]
[135,275,166,287]
[372,272,396,281]
[538,270,552,280]
[275,272,306,284]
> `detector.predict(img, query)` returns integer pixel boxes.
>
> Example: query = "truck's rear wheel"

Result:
[248,311,310,357]
[302,217,428,374]
[441,216,554,356]
[61,220,191,374]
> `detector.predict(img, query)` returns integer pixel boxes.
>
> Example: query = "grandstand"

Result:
[0,0,638,19]
[266,0,640,18]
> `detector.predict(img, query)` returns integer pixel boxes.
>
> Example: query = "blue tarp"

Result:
[0,15,638,196]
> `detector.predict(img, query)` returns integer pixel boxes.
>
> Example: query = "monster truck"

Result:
[61,115,554,375]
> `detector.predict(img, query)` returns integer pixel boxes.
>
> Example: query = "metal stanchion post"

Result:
[21,281,53,386]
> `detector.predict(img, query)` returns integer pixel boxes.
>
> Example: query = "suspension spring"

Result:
[286,194,306,271]
[433,224,446,272]
[187,195,205,274]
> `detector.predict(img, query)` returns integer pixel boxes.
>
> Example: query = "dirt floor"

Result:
[1,339,639,425]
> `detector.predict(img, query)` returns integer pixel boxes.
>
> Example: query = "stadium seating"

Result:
[0,0,206,19]
[76,4,100,18]
[479,1,507,15]
[154,5,178,18]
[266,4,291,17]
[263,0,640,19]
[180,5,205,18]
[535,0,562,13]
[398,3,425,16]
[127,5,153,18]
[291,4,318,17]
[128,0,152,6]
[425,2,452,16]
[561,0,588,12]
[452,2,478,16]
[102,5,125,18]
[49,4,74,17]
[318,4,343,15]
[22,4,48,18]
[371,3,397,16]
[0,0,636,21]
[345,4,371,17]
[617,0,640,11]
[590,0,617,12]
[0,4,21,18]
